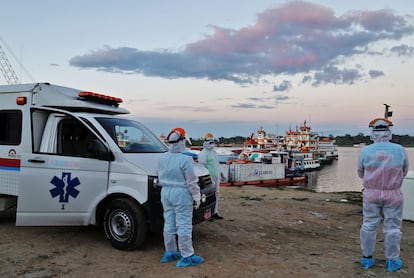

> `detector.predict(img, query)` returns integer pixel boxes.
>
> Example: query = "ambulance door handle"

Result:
[28,158,46,163]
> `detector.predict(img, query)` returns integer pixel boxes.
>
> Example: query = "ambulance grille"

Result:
[198,175,213,190]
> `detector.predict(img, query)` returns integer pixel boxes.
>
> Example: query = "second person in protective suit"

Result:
[198,132,223,220]
[357,118,409,272]
[157,127,204,267]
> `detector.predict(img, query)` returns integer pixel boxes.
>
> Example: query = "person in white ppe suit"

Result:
[198,132,223,220]
[357,118,409,272]
[158,128,204,267]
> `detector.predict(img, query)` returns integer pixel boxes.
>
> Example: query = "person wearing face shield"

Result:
[198,132,223,220]
[157,128,204,267]
[357,118,409,272]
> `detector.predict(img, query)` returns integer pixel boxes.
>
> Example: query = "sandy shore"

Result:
[0,185,413,277]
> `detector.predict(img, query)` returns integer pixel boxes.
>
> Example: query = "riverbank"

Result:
[1,186,413,277]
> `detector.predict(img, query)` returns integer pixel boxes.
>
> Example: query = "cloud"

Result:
[302,75,312,83]
[231,103,259,109]
[275,95,289,102]
[158,105,215,112]
[70,1,414,86]
[273,80,292,91]
[231,101,276,109]
[312,66,361,85]
[233,93,290,110]
[247,97,265,102]
[368,70,385,79]
[390,44,414,57]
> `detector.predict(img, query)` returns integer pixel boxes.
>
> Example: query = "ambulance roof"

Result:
[0,82,129,115]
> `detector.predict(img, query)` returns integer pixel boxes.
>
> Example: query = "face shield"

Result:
[369,119,393,142]
[167,128,192,152]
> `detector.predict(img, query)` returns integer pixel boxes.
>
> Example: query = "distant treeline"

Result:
[335,133,414,147]
[190,134,414,147]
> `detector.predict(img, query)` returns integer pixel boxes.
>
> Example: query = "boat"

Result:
[353,143,366,148]
[268,150,303,177]
[190,122,337,187]
[184,145,305,187]
[289,151,321,170]
[279,121,321,171]
[215,147,240,163]
[402,171,414,221]
[234,123,322,172]
[317,137,339,164]
[219,157,307,187]
[220,176,307,187]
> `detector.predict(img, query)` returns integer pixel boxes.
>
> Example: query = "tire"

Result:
[103,198,148,250]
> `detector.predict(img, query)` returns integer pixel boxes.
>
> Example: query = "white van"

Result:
[0,82,216,250]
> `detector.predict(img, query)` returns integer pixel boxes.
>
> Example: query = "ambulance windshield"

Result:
[96,117,168,153]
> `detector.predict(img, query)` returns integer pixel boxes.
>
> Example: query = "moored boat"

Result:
[353,143,366,148]
[279,121,321,170]
[318,137,339,164]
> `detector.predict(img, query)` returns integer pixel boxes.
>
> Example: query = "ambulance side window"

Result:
[32,109,107,158]
[32,109,50,152]
[0,110,22,145]
[57,119,98,158]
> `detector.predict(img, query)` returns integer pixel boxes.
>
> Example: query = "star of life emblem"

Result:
[50,172,80,208]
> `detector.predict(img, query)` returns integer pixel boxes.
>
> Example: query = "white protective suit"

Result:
[198,138,221,215]
[158,132,201,259]
[357,120,409,261]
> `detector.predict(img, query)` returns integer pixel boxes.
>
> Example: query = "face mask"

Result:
[203,140,215,150]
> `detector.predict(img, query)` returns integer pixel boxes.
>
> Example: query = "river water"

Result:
[308,147,414,193]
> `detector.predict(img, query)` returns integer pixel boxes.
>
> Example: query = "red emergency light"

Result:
[16,96,27,105]
[78,91,123,106]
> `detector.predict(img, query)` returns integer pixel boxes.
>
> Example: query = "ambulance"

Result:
[0,82,216,250]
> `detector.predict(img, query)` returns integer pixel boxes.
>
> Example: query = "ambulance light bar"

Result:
[78,91,123,107]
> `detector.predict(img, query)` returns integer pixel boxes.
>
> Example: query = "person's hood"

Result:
[169,140,186,153]
[371,129,392,142]
[203,140,215,150]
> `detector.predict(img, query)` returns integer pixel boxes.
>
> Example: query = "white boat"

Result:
[214,147,240,163]
[353,143,366,148]
[318,137,339,164]
[402,170,414,221]
[280,121,321,170]
[289,151,321,170]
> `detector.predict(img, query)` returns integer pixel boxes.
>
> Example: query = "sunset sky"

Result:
[1,0,413,138]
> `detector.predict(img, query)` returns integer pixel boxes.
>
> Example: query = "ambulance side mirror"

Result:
[87,139,114,161]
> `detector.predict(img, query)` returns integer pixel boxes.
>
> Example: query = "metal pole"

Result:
[384,104,390,119]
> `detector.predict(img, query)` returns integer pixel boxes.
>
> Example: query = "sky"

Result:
[1,0,414,139]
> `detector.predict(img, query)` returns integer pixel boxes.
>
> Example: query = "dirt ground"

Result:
[1,186,414,278]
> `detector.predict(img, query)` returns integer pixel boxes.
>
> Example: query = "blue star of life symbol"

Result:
[50,172,80,203]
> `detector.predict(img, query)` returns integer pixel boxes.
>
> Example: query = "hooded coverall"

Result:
[158,139,201,258]
[357,130,409,260]
[198,140,221,214]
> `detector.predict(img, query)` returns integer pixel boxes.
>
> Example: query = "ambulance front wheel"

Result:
[103,198,148,250]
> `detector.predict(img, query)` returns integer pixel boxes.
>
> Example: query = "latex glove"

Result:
[193,200,201,210]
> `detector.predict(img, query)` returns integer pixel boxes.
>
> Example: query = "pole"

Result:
[384,104,391,119]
